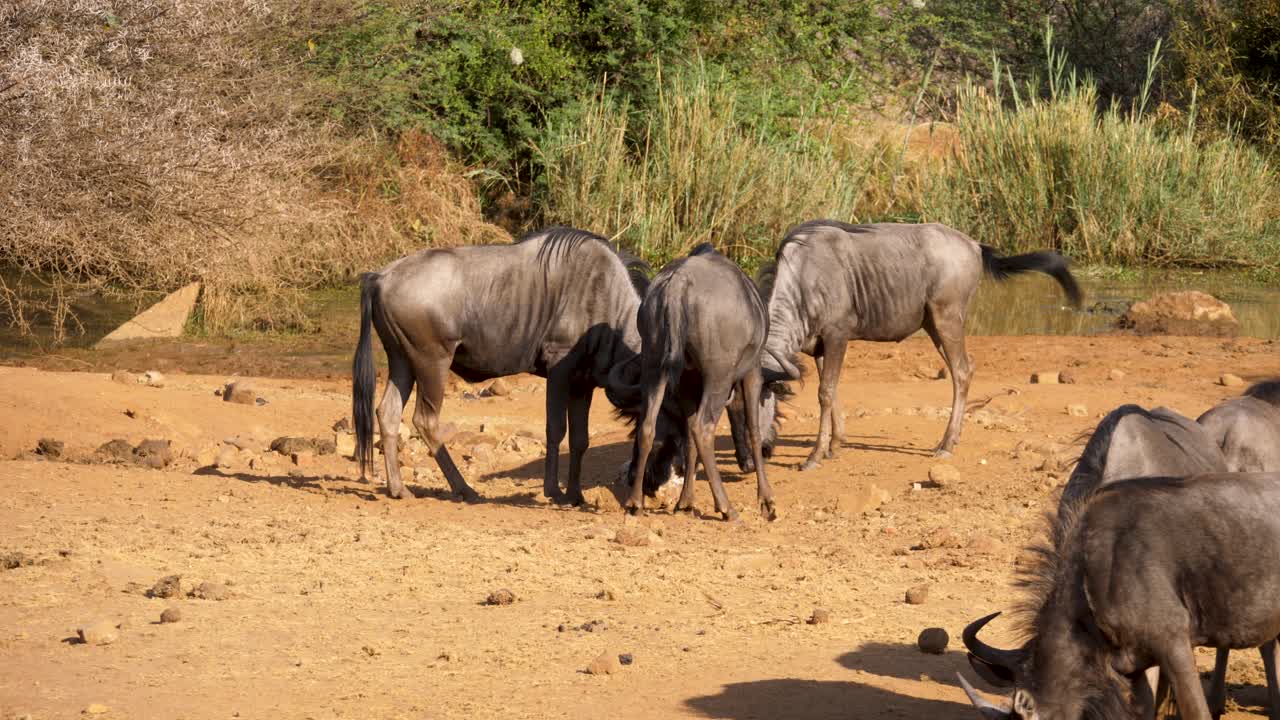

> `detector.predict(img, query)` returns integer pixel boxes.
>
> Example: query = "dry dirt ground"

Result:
[1,335,1277,720]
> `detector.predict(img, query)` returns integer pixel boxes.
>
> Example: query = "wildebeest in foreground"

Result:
[606,244,776,521]
[351,227,655,504]
[960,471,1280,720]
[745,221,1082,469]
[1198,379,1280,473]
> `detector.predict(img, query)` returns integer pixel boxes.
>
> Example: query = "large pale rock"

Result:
[1118,291,1239,336]
[96,282,200,346]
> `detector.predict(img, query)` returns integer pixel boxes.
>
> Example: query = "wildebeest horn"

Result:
[962,612,1024,678]
[957,673,1014,720]
[605,356,642,407]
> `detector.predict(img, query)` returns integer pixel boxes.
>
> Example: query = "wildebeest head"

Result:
[725,380,793,471]
[603,355,687,494]
[1245,379,1280,406]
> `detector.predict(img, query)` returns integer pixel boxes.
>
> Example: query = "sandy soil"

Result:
[1,334,1277,720]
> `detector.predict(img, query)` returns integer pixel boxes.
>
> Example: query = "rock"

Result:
[483,378,513,397]
[618,652,634,666]
[111,369,138,385]
[96,439,135,464]
[96,281,200,346]
[905,585,930,605]
[1108,368,1126,381]
[335,432,356,459]
[291,451,314,467]
[918,627,949,654]
[84,703,111,715]
[2,551,33,570]
[466,444,494,464]
[77,619,119,645]
[613,526,660,547]
[36,438,64,459]
[834,483,893,515]
[223,381,259,405]
[920,527,963,550]
[188,581,229,601]
[1058,370,1076,385]
[596,587,620,602]
[1220,373,1245,388]
[485,588,517,606]
[133,439,173,469]
[808,608,831,625]
[146,574,182,599]
[1030,371,1059,384]
[1066,404,1089,417]
[1118,291,1239,336]
[141,370,165,388]
[927,464,960,487]
[968,534,1004,555]
[332,417,352,433]
[159,607,182,624]
[587,649,621,675]
[214,447,238,470]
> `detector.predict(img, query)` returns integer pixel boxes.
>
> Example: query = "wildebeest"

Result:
[1198,379,1280,473]
[351,227,656,504]
[960,471,1280,720]
[606,244,776,521]
[746,220,1081,469]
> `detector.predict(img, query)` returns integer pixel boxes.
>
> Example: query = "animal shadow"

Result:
[836,642,974,684]
[684,677,972,720]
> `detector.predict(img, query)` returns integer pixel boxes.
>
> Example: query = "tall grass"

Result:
[537,66,885,271]
[921,36,1280,268]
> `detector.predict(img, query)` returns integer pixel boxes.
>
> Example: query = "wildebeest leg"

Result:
[741,369,777,520]
[923,301,973,457]
[563,384,593,506]
[1132,669,1156,720]
[376,353,415,498]
[1262,640,1280,720]
[543,370,570,502]
[675,406,698,512]
[1162,641,1215,720]
[411,356,475,502]
[801,336,846,470]
[1208,649,1230,719]
[815,355,846,456]
[692,388,739,522]
[625,374,668,514]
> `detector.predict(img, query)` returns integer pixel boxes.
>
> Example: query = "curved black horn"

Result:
[604,355,642,408]
[962,612,1025,672]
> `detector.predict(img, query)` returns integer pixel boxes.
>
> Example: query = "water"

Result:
[967,269,1280,338]
[0,269,152,350]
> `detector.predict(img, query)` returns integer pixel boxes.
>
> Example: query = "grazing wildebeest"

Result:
[745,220,1081,469]
[960,471,1280,720]
[606,244,776,521]
[351,227,658,504]
[1198,379,1280,473]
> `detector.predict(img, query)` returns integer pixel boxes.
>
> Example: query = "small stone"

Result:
[188,581,229,601]
[918,627,949,654]
[905,585,930,605]
[133,439,173,469]
[1066,404,1089,417]
[968,534,1004,555]
[596,587,620,601]
[223,381,259,405]
[808,608,831,625]
[1058,370,1076,385]
[141,370,165,387]
[619,652,634,666]
[2,551,32,570]
[332,417,352,433]
[96,439,134,464]
[927,464,960,487]
[1108,368,1126,381]
[291,451,313,467]
[147,574,182,599]
[159,607,182,624]
[335,432,356,459]
[483,378,513,397]
[485,588,517,606]
[214,447,238,469]
[84,703,110,715]
[36,438,64,459]
[921,527,962,549]
[1030,371,1059,384]
[613,526,658,547]
[1220,373,1245,388]
[77,619,119,645]
[111,369,137,384]
[587,649,621,675]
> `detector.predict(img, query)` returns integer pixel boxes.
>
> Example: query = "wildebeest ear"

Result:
[967,653,1017,688]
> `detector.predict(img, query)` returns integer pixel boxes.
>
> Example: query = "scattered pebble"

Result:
[223,381,259,405]
[36,438,64,459]
[917,627,949,654]
[483,378,513,397]
[595,587,620,602]
[1030,371,1058,384]
[968,534,1004,555]
[84,703,110,715]
[613,526,660,547]
[291,451,314,467]
[159,607,182,624]
[1220,373,1245,388]
[188,581,229,601]
[2,551,33,570]
[927,464,960,487]
[147,575,182,599]
[141,370,165,388]
[1058,370,1076,384]
[111,369,137,385]
[1108,368,1126,381]
[905,585,930,605]
[807,608,831,625]
[332,417,352,433]
[618,652,634,666]
[133,439,173,469]
[485,588,517,606]
[1065,404,1089,417]
[77,619,119,645]
[587,649,621,675]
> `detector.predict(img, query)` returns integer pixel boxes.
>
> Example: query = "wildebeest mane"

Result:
[1245,379,1280,406]
[517,226,651,296]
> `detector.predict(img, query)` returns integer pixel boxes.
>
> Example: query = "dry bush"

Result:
[0,0,506,339]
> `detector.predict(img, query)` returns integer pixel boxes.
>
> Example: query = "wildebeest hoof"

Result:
[557,491,585,507]
[457,488,482,504]
[933,447,954,459]
[760,500,777,521]
[387,485,411,499]
[798,458,821,471]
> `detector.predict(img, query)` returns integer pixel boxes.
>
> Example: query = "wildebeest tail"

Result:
[352,272,379,477]
[981,245,1083,308]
